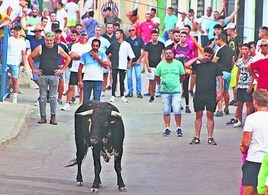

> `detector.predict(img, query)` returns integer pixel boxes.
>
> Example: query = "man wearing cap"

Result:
[83,9,98,38]
[28,31,71,125]
[7,24,26,103]
[61,30,90,111]
[138,11,156,44]
[25,24,45,103]
[53,28,69,105]
[225,23,243,107]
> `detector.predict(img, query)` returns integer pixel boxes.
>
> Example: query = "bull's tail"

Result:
[66,138,89,167]
[65,158,77,167]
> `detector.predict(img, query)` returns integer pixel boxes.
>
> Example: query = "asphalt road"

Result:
[0,82,242,195]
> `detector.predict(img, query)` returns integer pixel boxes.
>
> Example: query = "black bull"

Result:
[66,100,126,192]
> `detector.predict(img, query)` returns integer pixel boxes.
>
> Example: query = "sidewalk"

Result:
[0,85,37,146]
[0,101,32,146]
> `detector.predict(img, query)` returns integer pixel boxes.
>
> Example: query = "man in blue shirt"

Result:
[78,39,110,102]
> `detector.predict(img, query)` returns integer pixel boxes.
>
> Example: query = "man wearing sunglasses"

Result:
[28,31,71,125]
[125,26,145,98]
[248,40,268,90]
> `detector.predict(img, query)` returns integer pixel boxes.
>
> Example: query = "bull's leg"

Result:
[114,148,126,191]
[76,161,83,185]
[75,138,88,185]
[76,147,84,185]
[91,146,102,193]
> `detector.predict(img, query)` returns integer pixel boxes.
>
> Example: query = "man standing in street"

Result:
[213,33,234,117]
[138,11,156,44]
[106,29,135,103]
[184,47,223,145]
[28,31,71,125]
[248,40,268,91]
[155,48,185,137]
[197,6,213,47]
[7,25,27,104]
[225,23,243,106]
[78,39,110,102]
[125,25,145,98]
[61,30,90,111]
[144,29,165,102]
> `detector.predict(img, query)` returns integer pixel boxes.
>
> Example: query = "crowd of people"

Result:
[0,1,268,194]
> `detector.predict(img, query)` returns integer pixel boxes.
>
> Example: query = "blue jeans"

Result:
[38,75,59,117]
[162,31,169,42]
[83,80,102,102]
[127,62,142,95]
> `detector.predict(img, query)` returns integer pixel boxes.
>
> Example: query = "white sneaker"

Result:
[61,103,70,111]
[109,96,115,102]
[233,121,242,128]
[13,97,17,104]
[120,96,128,103]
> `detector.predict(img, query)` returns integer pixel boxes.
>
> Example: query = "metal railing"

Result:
[0,26,9,101]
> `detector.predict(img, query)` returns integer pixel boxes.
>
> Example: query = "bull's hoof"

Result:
[76,182,83,186]
[90,188,99,193]
[118,186,127,192]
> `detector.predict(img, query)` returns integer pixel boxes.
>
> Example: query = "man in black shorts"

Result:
[184,47,223,145]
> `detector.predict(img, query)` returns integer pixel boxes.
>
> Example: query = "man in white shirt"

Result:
[65,0,79,32]
[150,8,160,28]
[7,25,26,103]
[106,29,135,102]
[198,6,213,47]
[61,30,90,111]
[56,1,67,30]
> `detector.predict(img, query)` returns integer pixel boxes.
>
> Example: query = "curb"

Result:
[0,103,33,146]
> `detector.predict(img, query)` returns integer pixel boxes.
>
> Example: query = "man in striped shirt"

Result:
[100,0,119,18]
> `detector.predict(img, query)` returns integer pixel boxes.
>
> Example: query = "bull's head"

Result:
[76,109,121,145]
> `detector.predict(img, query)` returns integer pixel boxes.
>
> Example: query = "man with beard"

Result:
[184,47,223,145]
[155,48,185,137]
[78,39,110,102]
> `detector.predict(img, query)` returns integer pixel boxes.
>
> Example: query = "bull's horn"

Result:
[76,109,93,116]
[111,111,121,118]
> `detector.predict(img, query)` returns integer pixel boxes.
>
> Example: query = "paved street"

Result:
[0,76,243,194]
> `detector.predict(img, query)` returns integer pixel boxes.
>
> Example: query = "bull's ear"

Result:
[111,111,121,118]
[76,109,93,116]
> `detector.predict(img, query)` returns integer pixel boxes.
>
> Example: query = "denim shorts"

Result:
[7,64,19,78]
[161,93,182,114]
[217,71,231,92]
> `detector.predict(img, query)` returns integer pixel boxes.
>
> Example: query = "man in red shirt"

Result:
[248,40,268,90]
[138,12,156,44]
[248,58,268,90]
